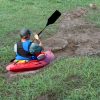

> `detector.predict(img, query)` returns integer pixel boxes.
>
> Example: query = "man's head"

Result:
[20,28,32,39]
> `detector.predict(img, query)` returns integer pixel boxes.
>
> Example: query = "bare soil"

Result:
[43,8,100,59]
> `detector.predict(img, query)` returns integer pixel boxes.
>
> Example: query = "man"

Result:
[14,28,44,63]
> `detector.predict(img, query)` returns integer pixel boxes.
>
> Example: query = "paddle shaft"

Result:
[38,26,47,36]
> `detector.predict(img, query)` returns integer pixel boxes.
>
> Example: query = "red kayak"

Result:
[6,51,55,72]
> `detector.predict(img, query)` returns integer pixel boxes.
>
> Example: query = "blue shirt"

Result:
[14,40,37,60]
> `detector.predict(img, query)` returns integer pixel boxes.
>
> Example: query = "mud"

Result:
[43,8,100,58]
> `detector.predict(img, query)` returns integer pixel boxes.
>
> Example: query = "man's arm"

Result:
[14,44,17,53]
[34,34,44,49]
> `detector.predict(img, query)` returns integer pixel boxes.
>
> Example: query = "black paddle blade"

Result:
[38,10,61,36]
[46,10,61,26]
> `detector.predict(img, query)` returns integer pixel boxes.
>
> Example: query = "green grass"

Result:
[0,57,100,100]
[86,9,100,27]
[0,0,100,35]
[0,0,100,100]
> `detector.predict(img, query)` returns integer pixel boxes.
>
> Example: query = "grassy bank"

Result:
[0,0,100,100]
[0,57,100,100]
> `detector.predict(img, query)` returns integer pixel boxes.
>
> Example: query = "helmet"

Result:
[20,28,32,37]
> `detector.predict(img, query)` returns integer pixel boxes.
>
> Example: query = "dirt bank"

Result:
[43,8,100,58]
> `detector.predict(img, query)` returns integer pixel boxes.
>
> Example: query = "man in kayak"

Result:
[14,28,45,63]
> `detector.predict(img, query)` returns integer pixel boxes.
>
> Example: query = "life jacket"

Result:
[15,40,37,60]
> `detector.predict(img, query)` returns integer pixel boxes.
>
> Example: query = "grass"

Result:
[86,9,100,27]
[0,57,100,100]
[0,0,100,100]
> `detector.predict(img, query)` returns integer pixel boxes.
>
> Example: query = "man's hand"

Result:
[34,34,39,40]
[34,33,43,49]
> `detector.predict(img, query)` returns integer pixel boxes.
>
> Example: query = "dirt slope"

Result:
[43,8,100,58]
